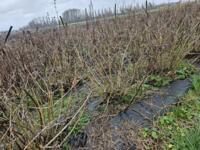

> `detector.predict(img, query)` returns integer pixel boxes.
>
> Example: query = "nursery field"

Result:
[0,1,200,150]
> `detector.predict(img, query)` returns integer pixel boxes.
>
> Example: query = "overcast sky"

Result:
[0,0,179,31]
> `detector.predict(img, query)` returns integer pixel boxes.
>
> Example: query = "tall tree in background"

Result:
[62,9,83,23]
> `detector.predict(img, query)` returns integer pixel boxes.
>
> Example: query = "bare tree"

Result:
[24,15,58,30]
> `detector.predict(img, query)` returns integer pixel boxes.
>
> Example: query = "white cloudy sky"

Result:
[0,0,179,31]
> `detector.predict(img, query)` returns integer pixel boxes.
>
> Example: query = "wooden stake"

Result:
[4,26,13,44]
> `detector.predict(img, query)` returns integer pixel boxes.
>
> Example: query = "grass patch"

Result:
[192,75,200,92]
[175,62,196,80]
[173,121,200,150]
[139,74,200,150]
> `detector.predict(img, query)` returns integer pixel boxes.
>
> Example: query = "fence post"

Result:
[4,26,13,44]
[145,0,149,19]
[114,3,117,19]
[85,8,89,30]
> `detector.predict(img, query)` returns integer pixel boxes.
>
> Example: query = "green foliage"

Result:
[151,129,159,140]
[140,128,159,140]
[140,128,149,138]
[142,83,153,90]
[120,87,138,104]
[176,67,191,80]
[68,113,91,135]
[173,107,191,120]
[120,93,134,104]
[192,75,200,92]
[176,62,195,80]
[159,116,174,125]
[120,84,152,104]
[147,75,172,87]
[172,121,200,150]
[63,143,71,150]
[62,112,91,149]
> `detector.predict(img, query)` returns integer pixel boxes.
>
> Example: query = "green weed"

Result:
[176,62,195,80]
[172,121,200,150]
[192,75,200,92]
[147,75,172,87]
[68,113,91,135]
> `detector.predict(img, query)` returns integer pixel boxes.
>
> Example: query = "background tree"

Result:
[62,9,84,23]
